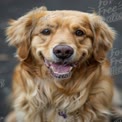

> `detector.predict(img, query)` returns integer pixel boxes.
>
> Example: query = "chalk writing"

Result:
[0,79,5,88]
[110,48,122,75]
[88,0,122,23]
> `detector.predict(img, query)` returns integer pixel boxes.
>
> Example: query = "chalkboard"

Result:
[0,0,121,121]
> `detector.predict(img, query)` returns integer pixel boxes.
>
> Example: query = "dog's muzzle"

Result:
[44,45,77,80]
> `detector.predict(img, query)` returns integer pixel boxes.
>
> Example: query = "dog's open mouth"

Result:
[44,59,77,79]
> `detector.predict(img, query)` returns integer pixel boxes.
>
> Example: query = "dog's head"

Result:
[6,7,115,80]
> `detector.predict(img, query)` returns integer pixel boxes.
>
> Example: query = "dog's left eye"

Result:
[75,30,85,36]
[41,29,51,35]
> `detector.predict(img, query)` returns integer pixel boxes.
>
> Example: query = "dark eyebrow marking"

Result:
[47,24,55,28]
[46,24,59,29]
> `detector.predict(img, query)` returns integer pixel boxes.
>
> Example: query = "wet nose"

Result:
[53,45,74,59]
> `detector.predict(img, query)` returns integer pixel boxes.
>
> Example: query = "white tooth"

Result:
[54,72,69,75]
[70,67,73,71]
[54,72,63,75]
[50,66,54,70]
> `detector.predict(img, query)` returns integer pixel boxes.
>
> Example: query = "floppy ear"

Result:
[6,18,32,61]
[89,14,116,63]
[6,6,47,61]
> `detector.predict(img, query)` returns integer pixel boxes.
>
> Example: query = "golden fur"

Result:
[6,6,116,122]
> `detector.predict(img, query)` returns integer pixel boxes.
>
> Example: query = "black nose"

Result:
[53,45,74,59]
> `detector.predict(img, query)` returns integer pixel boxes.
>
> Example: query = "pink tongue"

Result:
[51,63,71,73]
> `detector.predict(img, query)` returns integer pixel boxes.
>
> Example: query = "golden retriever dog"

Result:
[6,6,116,122]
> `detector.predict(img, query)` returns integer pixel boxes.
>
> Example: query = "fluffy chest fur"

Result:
[12,62,112,122]
[26,80,89,122]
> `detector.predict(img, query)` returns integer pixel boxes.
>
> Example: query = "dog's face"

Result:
[6,7,115,80]
[31,11,94,79]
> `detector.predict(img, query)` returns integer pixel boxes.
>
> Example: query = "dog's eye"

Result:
[41,29,51,35]
[75,30,85,36]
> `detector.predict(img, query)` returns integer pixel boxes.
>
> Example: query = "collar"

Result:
[58,110,67,119]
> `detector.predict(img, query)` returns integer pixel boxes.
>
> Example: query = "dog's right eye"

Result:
[75,30,85,36]
[41,29,51,35]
